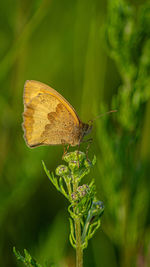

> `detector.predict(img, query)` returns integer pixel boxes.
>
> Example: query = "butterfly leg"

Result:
[85,138,93,160]
[81,138,93,144]
[62,144,66,159]
[62,142,70,159]
[80,138,93,161]
[66,144,70,153]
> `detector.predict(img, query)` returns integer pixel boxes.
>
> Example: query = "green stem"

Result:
[75,217,83,267]
[65,179,72,201]
[81,213,91,243]
[73,176,83,267]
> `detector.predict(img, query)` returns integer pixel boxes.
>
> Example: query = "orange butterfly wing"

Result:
[23,80,81,147]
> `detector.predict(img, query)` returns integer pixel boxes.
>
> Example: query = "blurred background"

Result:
[0,0,150,266]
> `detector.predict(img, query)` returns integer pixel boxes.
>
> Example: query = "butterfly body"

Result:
[23,80,92,148]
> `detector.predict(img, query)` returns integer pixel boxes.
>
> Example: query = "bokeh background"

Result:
[0,0,150,266]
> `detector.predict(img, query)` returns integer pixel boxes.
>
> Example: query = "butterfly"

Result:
[22,80,93,148]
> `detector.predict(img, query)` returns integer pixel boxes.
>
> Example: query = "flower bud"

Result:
[55,165,69,176]
[68,160,79,171]
[89,200,104,222]
[77,184,90,198]
[71,192,78,201]
[63,151,86,163]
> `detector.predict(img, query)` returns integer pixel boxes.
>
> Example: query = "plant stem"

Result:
[72,176,83,267]
[74,217,83,267]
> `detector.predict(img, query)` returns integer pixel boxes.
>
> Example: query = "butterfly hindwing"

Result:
[23,81,81,147]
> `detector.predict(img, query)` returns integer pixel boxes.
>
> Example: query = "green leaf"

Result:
[13,247,42,267]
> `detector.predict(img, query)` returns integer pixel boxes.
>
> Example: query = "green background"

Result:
[0,0,150,266]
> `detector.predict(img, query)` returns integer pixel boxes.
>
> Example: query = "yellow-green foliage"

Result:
[0,0,150,267]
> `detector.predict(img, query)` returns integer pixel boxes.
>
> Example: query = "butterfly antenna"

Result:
[88,109,117,124]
